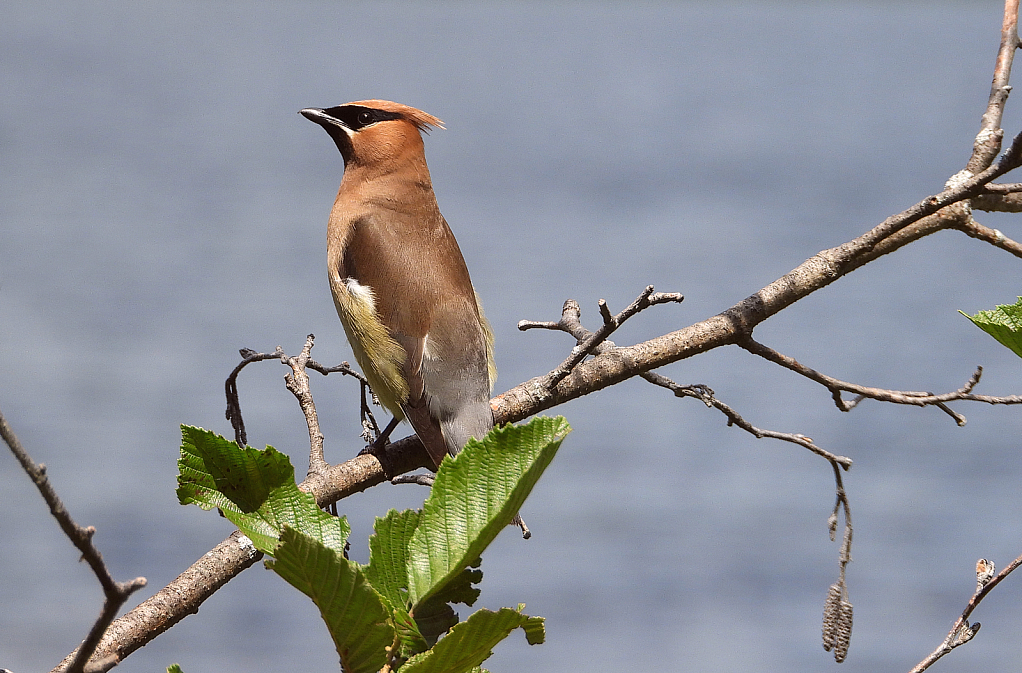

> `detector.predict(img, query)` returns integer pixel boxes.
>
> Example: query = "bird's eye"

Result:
[357,111,373,125]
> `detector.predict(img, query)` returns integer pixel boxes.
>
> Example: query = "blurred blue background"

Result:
[3,2,1022,671]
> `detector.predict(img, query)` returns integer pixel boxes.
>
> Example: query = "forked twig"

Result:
[522,292,858,660]
[519,285,683,391]
[739,337,1022,426]
[224,339,364,452]
[641,371,852,468]
[1,408,147,673]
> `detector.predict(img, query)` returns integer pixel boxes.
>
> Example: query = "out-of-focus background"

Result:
[3,3,1022,671]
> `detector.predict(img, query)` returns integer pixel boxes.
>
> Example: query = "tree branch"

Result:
[54,153,1022,672]
[69,151,1022,670]
[909,554,1022,672]
[974,189,1022,211]
[949,216,1022,258]
[281,334,328,476]
[0,408,148,673]
[518,285,683,391]
[738,338,1022,425]
[225,343,365,450]
[966,0,1020,173]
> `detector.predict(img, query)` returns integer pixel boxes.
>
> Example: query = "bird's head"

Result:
[300,100,444,168]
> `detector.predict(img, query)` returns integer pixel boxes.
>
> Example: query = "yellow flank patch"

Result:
[475,290,497,390]
[330,275,409,416]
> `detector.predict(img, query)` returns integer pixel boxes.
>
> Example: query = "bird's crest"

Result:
[346,99,445,133]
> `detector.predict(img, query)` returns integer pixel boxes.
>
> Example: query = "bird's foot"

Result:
[391,473,436,487]
[359,416,402,457]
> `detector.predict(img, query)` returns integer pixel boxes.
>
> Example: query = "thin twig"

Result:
[303,356,384,444]
[281,335,329,475]
[821,460,854,662]
[909,552,1022,672]
[225,343,364,450]
[739,338,1022,425]
[950,217,1022,258]
[519,286,683,392]
[0,408,148,673]
[636,368,857,660]
[225,346,285,447]
[357,380,384,444]
[966,0,1020,173]
[642,370,853,468]
[522,298,854,468]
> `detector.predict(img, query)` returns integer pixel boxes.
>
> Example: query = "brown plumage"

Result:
[300,100,496,468]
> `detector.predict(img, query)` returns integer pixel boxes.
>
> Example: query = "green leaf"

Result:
[176,426,349,555]
[961,297,1022,359]
[363,508,430,659]
[362,510,484,655]
[400,606,545,673]
[411,558,483,647]
[413,557,484,647]
[166,665,183,673]
[177,426,246,516]
[177,425,295,512]
[364,508,420,611]
[267,527,394,673]
[407,416,570,609]
[391,607,431,662]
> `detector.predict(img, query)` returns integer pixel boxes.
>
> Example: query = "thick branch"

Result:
[52,531,260,673]
[493,161,1022,422]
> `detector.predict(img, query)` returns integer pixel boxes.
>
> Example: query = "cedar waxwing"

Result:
[300,100,496,469]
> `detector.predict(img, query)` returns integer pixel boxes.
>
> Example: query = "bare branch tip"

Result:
[649,291,684,305]
[518,319,559,331]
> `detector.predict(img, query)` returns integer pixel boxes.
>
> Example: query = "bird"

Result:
[299,100,497,471]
